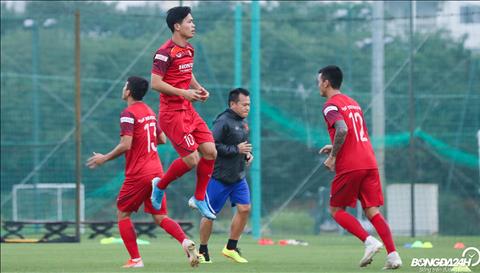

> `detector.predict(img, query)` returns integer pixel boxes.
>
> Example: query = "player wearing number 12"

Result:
[317,66,402,270]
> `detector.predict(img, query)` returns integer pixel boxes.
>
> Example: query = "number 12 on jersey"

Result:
[348,112,368,142]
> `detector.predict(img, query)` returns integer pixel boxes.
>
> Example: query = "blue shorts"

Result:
[205,177,251,214]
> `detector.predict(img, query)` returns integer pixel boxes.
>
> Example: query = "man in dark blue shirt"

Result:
[198,88,252,264]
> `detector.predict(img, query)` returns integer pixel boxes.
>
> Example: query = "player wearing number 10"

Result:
[150,6,217,220]
[317,66,402,270]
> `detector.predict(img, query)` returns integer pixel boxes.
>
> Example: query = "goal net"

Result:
[12,183,84,222]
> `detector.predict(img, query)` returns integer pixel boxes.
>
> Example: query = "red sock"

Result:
[158,158,192,189]
[370,213,396,253]
[118,218,140,259]
[160,217,187,244]
[195,158,215,200]
[333,210,369,242]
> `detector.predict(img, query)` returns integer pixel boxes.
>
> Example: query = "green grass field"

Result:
[1,235,479,273]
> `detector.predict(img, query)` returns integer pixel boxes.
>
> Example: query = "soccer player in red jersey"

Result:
[86,76,200,268]
[150,6,217,220]
[317,66,402,269]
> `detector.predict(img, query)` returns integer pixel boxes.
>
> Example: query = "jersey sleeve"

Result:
[151,48,171,77]
[323,103,344,128]
[120,110,135,136]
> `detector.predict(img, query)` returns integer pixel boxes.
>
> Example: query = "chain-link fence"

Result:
[1,1,479,238]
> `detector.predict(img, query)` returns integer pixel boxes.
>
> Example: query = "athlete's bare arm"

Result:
[331,120,348,157]
[157,131,167,145]
[190,73,202,90]
[191,73,209,101]
[86,135,133,168]
[151,73,202,102]
[323,120,348,172]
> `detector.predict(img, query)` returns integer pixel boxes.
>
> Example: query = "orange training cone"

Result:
[454,242,465,249]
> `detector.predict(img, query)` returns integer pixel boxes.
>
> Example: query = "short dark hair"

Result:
[166,6,192,33]
[318,65,343,89]
[228,88,250,105]
[126,76,149,101]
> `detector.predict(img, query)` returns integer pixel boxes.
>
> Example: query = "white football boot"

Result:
[359,236,383,267]
[182,239,200,267]
[383,251,402,270]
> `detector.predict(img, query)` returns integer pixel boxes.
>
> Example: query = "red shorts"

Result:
[330,169,384,209]
[117,173,168,215]
[159,109,214,157]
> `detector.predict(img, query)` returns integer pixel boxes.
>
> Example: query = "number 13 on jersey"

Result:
[144,122,158,153]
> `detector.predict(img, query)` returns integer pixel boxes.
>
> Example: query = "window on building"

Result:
[460,5,480,24]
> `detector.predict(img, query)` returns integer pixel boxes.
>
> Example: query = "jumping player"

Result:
[150,6,217,220]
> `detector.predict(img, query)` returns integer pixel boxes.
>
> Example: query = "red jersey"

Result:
[322,93,377,174]
[120,102,163,178]
[151,39,194,112]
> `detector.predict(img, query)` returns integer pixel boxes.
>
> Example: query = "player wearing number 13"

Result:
[317,66,402,269]
[86,76,199,268]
